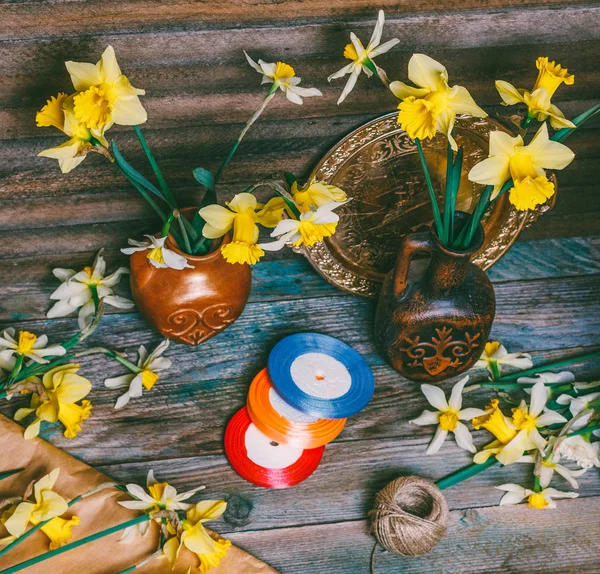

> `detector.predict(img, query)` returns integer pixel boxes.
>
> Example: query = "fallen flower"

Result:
[496,482,578,509]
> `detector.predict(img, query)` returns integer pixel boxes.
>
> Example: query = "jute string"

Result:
[368,476,449,571]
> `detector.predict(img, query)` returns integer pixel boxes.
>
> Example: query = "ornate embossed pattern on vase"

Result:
[128,210,251,346]
[374,213,495,382]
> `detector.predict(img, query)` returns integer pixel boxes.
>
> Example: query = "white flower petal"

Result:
[448,375,469,410]
[420,384,449,411]
[535,410,567,428]
[453,421,476,453]
[426,426,448,455]
[410,410,439,426]
[529,380,548,417]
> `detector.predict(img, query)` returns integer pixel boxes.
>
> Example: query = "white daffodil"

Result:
[47,251,133,329]
[475,341,533,379]
[122,235,193,270]
[0,328,65,365]
[410,376,486,455]
[119,470,205,514]
[390,53,487,151]
[244,52,322,105]
[468,122,575,210]
[555,435,600,469]
[518,453,586,489]
[520,371,575,401]
[496,483,578,509]
[555,391,600,430]
[328,10,399,104]
[260,201,346,251]
[104,341,171,409]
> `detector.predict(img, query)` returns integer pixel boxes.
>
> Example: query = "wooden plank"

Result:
[0,1,592,39]
[0,272,598,463]
[0,236,598,323]
[86,436,600,534]
[226,496,600,574]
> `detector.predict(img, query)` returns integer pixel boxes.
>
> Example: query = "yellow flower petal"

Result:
[273,61,295,81]
[36,93,69,131]
[448,85,487,118]
[162,536,180,567]
[526,123,575,170]
[389,80,430,100]
[467,155,510,188]
[141,370,159,391]
[508,176,555,211]
[65,61,102,92]
[98,45,122,84]
[221,242,264,265]
[495,80,526,106]
[73,86,113,130]
[397,96,437,141]
[197,536,231,574]
[256,197,286,227]
[31,491,68,523]
[3,502,36,537]
[227,193,258,213]
[37,139,82,160]
[533,56,574,98]
[40,515,80,550]
[58,400,92,438]
[199,205,236,238]
[188,500,227,523]
[182,522,216,555]
[407,53,448,92]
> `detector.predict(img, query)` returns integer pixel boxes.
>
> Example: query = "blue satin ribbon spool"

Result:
[267,333,374,419]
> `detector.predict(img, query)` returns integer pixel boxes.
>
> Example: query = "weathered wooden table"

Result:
[1,1,600,572]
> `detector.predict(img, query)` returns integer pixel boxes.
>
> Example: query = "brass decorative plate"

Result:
[302,113,553,298]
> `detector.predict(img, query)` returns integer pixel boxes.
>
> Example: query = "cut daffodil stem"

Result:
[104,350,143,374]
[0,468,24,481]
[215,89,277,184]
[435,456,498,490]
[567,424,600,438]
[415,138,445,244]
[489,351,600,383]
[0,515,150,573]
[0,495,83,560]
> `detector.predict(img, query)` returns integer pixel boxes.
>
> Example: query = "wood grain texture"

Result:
[1,2,599,573]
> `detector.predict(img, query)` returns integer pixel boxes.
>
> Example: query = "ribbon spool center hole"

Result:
[314,371,326,381]
[270,441,279,447]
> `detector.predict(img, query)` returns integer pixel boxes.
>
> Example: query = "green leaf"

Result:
[193,167,215,192]
[112,142,165,201]
[551,102,600,143]
[283,171,297,188]
[0,468,24,481]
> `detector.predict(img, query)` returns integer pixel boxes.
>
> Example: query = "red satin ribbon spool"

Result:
[225,407,324,489]
[247,368,347,449]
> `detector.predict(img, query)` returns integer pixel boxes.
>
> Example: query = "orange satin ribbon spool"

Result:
[247,368,347,449]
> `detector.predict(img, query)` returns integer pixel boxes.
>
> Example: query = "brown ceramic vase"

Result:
[129,208,251,346]
[374,212,495,382]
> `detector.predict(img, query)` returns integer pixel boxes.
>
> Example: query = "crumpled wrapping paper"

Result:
[0,415,278,573]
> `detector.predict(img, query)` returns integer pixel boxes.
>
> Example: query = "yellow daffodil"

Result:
[48,250,133,329]
[390,54,487,151]
[0,469,68,543]
[291,180,347,213]
[474,382,567,465]
[245,52,322,105]
[496,483,578,509]
[468,122,575,210]
[328,10,400,104]
[122,235,193,270]
[14,364,93,439]
[36,94,110,174]
[410,376,486,455]
[200,193,285,265]
[66,45,146,129]
[104,341,171,409]
[260,201,345,252]
[118,470,205,515]
[474,340,533,380]
[163,500,231,573]
[0,328,65,365]
[496,57,575,128]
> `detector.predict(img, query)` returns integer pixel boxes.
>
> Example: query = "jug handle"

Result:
[393,232,433,299]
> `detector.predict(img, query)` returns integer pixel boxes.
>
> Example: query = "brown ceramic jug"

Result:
[129,209,251,346]
[374,212,495,382]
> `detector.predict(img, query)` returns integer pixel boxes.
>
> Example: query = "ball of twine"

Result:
[369,475,449,557]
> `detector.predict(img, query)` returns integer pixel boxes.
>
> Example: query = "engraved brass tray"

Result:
[302,113,553,298]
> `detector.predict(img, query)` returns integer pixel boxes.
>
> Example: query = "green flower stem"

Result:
[443,139,454,243]
[435,456,498,490]
[176,215,193,254]
[489,360,501,382]
[493,351,600,382]
[133,126,177,209]
[0,515,150,574]
[522,116,533,129]
[415,138,445,243]
[533,476,541,493]
[215,89,277,184]
[161,212,175,237]
[567,424,600,437]
[115,162,167,223]
[104,350,142,374]
[0,468,24,481]
[0,495,82,560]
[5,355,24,387]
